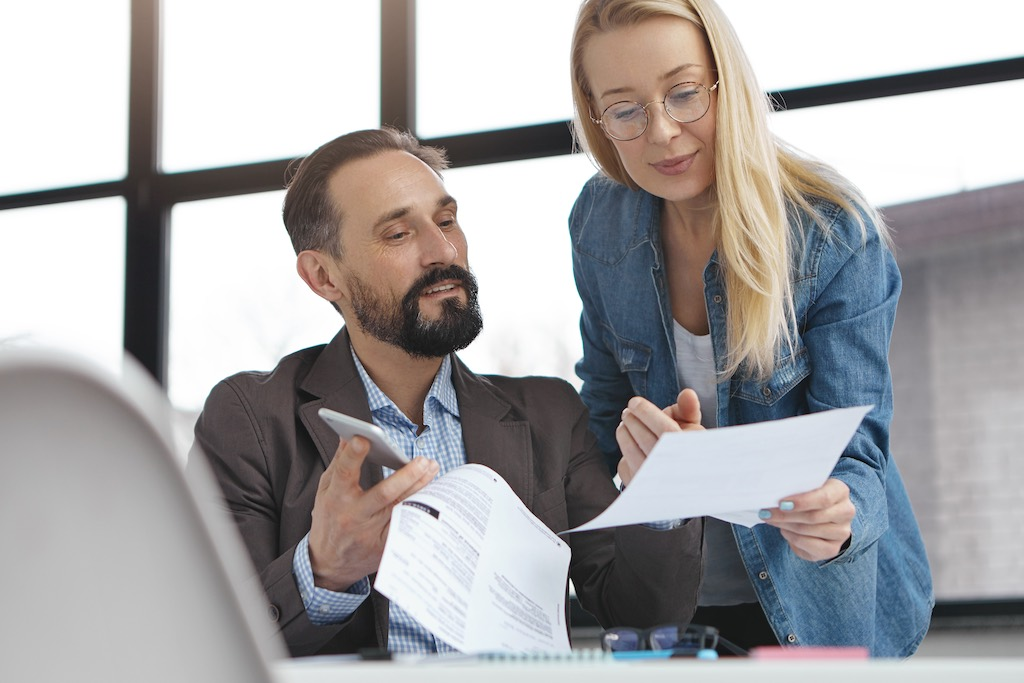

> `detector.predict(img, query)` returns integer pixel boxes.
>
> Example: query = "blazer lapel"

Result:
[297,328,383,491]
[295,328,392,647]
[451,356,535,510]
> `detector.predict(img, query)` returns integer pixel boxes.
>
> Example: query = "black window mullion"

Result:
[769,56,1024,110]
[124,0,167,384]
[380,0,416,132]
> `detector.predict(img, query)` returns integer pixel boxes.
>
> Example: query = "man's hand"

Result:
[759,478,854,562]
[615,388,703,487]
[308,436,439,591]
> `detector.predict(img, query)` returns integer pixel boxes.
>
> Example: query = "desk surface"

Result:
[272,656,1024,683]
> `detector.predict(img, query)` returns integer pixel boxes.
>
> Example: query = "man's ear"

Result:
[296,250,347,305]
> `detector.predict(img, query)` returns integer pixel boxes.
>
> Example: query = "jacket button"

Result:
[267,603,281,622]
[762,387,771,398]
[758,571,768,580]
[712,295,723,304]
[787,634,797,643]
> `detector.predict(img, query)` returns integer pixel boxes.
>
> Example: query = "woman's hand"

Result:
[615,388,704,487]
[759,477,854,561]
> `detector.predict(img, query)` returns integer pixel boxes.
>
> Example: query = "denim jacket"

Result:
[569,174,933,657]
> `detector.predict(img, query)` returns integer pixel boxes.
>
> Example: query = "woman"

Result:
[568,0,933,657]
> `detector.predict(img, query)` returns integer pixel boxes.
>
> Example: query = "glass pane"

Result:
[443,153,599,385]
[0,1,129,194]
[721,0,1024,91]
[168,192,342,411]
[769,80,1024,208]
[161,1,380,172]
[416,0,580,137]
[167,154,598,412]
[0,198,126,374]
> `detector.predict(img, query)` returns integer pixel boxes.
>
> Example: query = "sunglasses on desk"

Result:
[600,623,748,657]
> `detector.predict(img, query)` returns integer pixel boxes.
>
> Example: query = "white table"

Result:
[272,656,1024,683]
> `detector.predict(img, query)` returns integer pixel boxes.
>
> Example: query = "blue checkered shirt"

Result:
[292,351,465,654]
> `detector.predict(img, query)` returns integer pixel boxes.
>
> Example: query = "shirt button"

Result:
[758,571,768,580]
[267,604,281,622]
[787,634,797,644]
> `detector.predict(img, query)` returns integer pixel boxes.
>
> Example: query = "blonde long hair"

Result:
[571,0,889,380]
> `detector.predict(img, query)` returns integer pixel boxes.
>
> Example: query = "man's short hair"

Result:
[282,127,450,258]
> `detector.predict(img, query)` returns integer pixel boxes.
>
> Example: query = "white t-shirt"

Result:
[673,321,758,606]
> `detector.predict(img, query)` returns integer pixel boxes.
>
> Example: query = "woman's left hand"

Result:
[759,478,854,562]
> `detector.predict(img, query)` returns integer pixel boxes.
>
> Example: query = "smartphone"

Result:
[317,407,411,470]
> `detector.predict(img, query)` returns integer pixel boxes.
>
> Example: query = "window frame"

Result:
[2,0,1023,622]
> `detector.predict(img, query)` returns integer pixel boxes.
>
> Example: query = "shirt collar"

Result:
[349,346,460,423]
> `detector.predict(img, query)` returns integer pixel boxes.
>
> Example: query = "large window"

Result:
[0,199,126,374]
[719,0,1024,91]
[770,80,1024,206]
[167,191,338,409]
[2,0,1023,615]
[415,0,581,137]
[161,1,380,171]
[0,1,129,196]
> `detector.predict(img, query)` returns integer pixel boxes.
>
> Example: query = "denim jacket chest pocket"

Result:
[731,260,815,408]
[732,343,811,407]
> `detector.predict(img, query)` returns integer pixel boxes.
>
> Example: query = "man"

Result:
[189,128,701,657]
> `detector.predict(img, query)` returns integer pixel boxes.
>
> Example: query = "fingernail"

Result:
[779,501,794,511]
[758,509,772,520]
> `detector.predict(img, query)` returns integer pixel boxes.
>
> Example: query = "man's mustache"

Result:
[402,265,479,307]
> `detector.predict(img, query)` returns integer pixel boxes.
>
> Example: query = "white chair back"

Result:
[0,349,285,682]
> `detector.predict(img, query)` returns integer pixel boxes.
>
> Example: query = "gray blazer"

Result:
[190,328,701,656]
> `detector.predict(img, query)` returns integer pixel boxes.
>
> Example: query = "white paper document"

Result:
[566,405,873,533]
[374,464,572,654]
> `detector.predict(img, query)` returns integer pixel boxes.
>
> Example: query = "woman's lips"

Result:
[652,153,696,176]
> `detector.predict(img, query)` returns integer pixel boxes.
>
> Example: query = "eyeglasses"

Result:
[590,81,719,141]
[599,622,747,657]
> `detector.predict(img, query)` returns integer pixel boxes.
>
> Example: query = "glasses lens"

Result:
[601,629,642,652]
[601,102,647,141]
[650,625,691,650]
[649,624,718,650]
[665,83,711,124]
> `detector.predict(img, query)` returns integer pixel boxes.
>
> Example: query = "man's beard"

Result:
[348,265,483,359]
